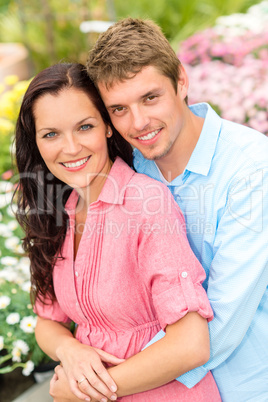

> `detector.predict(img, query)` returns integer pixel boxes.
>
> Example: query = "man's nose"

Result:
[131,106,150,132]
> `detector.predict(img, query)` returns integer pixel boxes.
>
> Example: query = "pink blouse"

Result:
[35,157,220,401]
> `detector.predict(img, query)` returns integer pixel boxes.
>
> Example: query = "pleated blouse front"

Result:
[35,157,220,401]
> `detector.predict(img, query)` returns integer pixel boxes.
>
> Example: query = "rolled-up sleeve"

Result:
[34,295,71,324]
[137,186,213,329]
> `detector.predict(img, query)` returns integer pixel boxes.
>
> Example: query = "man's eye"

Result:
[147,95,156,101]
[113,106,125,113]
[44,132,56,138]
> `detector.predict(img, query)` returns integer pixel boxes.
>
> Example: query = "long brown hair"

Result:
[14,63,133,303]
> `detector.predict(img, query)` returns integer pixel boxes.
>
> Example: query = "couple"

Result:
[14,18,268,402]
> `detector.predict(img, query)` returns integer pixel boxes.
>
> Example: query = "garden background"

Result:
[0,0,267,400]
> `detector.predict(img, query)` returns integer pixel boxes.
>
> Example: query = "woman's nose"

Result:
[62,134,82,155]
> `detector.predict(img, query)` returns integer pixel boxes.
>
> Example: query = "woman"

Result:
[14,63,220,402]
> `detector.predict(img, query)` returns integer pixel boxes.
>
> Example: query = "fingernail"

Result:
[101,399,107,402]
[110,396,117,401]
[85,398,90,401]
[111,385,117,392]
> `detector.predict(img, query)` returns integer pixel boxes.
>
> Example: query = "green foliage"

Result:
[0,0,95,72]
[0,0,263,73]
[114,0,263,47]
[0,77,30,174]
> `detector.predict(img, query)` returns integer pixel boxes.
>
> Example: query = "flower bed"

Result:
[0,77,49,379]
[178,1,268,135]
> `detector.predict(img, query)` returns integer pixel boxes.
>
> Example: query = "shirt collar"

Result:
[185,103,222,176]
[65,157,135,212]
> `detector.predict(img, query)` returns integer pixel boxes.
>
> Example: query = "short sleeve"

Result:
[137,184,213,329]
[34,293,71,324]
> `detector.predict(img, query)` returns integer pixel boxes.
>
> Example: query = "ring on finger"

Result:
[78,376,87,384]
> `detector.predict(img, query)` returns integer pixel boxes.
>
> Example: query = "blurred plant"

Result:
[0,180,49,376]
[0,76,50,376]
[178,1,268,135]
[0,0,100,72]
[0,0,263,72]
[0,76,31,174]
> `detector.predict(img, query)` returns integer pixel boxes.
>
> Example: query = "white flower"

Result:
[22,360,35,376]
[7,220,18,231]
[13,339,29,355]
[0,295,11,309]
[0,223,12,237]
[12,347,22,362]
[7,204,18,217]
[17,257,30,273]
[20,316,37,333]
[0,181,13,193]
[6,312,20,325]
[1,256,18,266]
[0,269,17,282]
[21,281,31,293]
[14,244,24,254]
[0,192,12,208]
[0,335,4,350]
[5,236,20,251]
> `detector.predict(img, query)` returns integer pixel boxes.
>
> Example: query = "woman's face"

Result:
[34,87,112,199]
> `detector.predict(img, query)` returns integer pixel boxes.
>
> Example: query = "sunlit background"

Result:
[0,0,267,399]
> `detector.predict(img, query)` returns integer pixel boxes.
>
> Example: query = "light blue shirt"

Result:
[134,103,268,401]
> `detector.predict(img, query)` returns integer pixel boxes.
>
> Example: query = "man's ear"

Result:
[177,65,189,100]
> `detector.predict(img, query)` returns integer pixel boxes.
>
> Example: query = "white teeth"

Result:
[138,129,160,141]
[62,156,89,168]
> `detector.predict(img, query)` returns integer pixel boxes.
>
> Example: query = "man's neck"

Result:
[155,114,205,182]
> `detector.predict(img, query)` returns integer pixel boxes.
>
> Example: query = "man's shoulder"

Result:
[217,119,268,172]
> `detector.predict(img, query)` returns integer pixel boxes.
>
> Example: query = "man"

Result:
[86,18,268,401]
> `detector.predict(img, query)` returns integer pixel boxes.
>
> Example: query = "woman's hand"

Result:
[57,341,124,401]
[50,365,97,402]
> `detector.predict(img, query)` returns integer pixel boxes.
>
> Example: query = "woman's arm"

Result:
[35,316,122,401]
[51,312,210,400]
[107,312,209,397]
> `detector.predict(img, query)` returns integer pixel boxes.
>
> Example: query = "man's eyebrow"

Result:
[107,89,162,109]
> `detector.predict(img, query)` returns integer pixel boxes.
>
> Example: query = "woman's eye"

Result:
[80,124,92,131]
[44,132,56,138]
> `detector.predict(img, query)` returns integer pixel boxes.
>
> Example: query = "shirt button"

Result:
[181,271,188,278]
[75,271,79,277]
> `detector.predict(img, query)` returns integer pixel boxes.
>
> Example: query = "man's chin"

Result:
[139,145,171,161]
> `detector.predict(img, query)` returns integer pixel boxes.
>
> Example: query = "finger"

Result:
[49,373,59,398]
[78,377,117,402]
[54,364,62,375]
[50,373,58,388]
[69,378,93,401]
[95,348,125,366]
[91,361,118,394]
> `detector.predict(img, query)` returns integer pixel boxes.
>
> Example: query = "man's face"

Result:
[98,66,189,161]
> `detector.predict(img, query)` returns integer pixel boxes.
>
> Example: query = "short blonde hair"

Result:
[87,18,182,92]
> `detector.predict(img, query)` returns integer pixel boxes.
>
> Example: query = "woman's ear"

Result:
[106,127,113,138]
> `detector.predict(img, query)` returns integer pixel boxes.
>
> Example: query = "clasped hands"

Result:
[50,345,124,402]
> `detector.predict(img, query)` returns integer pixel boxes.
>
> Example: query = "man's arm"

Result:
[145,167,268,388]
